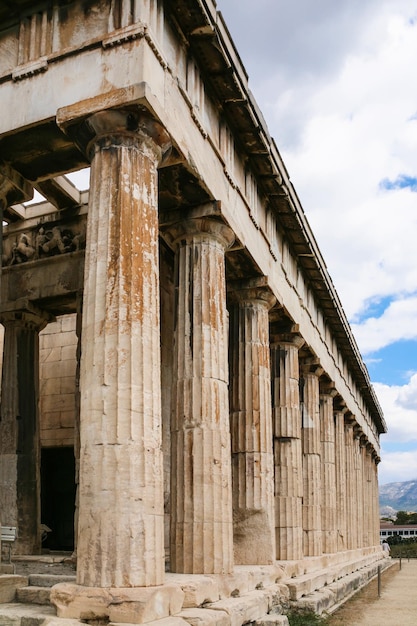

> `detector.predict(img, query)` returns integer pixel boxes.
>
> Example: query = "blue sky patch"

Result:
[364,339,417,385]
[379,174,417,191]
[351,294,394,324]
[382,441,417,452]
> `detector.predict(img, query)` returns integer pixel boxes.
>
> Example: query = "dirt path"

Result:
[327,558,417,625]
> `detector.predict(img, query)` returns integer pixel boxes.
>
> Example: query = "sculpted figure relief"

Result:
[2,224,85,266]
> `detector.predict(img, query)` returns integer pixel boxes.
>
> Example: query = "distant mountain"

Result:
[379,479,417,512]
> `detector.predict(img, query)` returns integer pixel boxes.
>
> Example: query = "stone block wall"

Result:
[39,314,77,447]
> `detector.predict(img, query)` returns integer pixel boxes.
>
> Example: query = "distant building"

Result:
[380,523,417,540]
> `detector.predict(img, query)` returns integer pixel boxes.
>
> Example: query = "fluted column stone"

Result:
[364,444,373,547]
[334,408,348,551]
[353,428,364,549]
[228,282,276,565]
[372,452,381,545]
[168,217,234,574]
[0,303,49,554]
[76,109,171,588]
[320,387,337,554]
[345,420,355,550]
[270,332,304,560]
[301,363,323,557]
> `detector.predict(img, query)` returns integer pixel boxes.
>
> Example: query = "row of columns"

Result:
[0,108,380,590]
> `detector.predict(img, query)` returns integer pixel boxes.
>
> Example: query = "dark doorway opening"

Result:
[41,447,76,551]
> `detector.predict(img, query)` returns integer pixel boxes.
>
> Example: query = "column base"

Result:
[50,566,284,623]
[50,582,185,624]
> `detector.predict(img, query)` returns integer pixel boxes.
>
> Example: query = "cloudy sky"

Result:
[217,0,417,484]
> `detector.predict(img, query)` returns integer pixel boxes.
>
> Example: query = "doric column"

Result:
[228,280,276,565]
[76,110,171,588]
[364,444,373,547]
[270,331,304,561]
[344,419,355,550]
[372,452,381,545]
[301,362,323,557]
[167,217,234,574]
[334,407,348,551]
[353,427,364,549]
[319,385,337,554]
[0,302,49,554]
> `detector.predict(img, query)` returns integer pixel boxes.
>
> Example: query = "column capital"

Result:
[0,299,53,331]
[344,411,355,425]
[84,109,171,163]
[353,424,363,440]
[300,358,324,378]
[227,277,276,310]
[320,381,338,398]
[163,216,235,251]
[270,327,305,350]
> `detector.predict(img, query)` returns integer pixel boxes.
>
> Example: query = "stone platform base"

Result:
[50,565,290,624]
[0,549,390,625]
[292,558,395,616]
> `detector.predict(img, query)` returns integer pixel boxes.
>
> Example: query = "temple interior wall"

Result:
[39,315,77,448]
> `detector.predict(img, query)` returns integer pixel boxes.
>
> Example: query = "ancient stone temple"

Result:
[0,1,387,623]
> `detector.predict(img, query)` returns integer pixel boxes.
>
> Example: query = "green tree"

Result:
[395,511,411,524]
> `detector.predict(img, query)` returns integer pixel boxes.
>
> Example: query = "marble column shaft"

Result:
[0,306,48,554]
[169,217,234,574]
[334,409,347,552]
[301,367,323,557]
[344,422,355,550]
[271,335,304,561]
[364,446,373,547]
[76,110,170,588]
[228,285,276,565]
[354,431,364,549]
[372,455,380,545]
[320,392,337,554]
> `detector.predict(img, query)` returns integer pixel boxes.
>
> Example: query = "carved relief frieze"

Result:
[2,221,86,267]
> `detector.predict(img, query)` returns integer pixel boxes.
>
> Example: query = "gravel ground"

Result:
[327,558,417,625]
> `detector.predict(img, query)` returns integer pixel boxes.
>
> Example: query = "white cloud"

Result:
[370,376,417,484]
[219,1,417,483]
[374,379,417,443]
[351,297,417,354]
[398,373,417,410]
[278,11,417,320]
[378,450,417,484]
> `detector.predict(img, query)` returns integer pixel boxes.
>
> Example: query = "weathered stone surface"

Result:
[75,111,169,589]
[229,286,275,566]
[206,590,271,626]
[0,575,27,603]
[109,585,185,624]
[168,575,220,607]
[51,583,110,619]
[179,608,230,626]
[50,582,185,623]
[169,219,234,575]
[16,585,51,605]
[270,337,304,561]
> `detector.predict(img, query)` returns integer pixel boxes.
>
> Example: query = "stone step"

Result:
[28,574,76,588]
[0,575,28,603]
[16,585,51,605]
[0,602,84,625]
[0,602,56,626]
